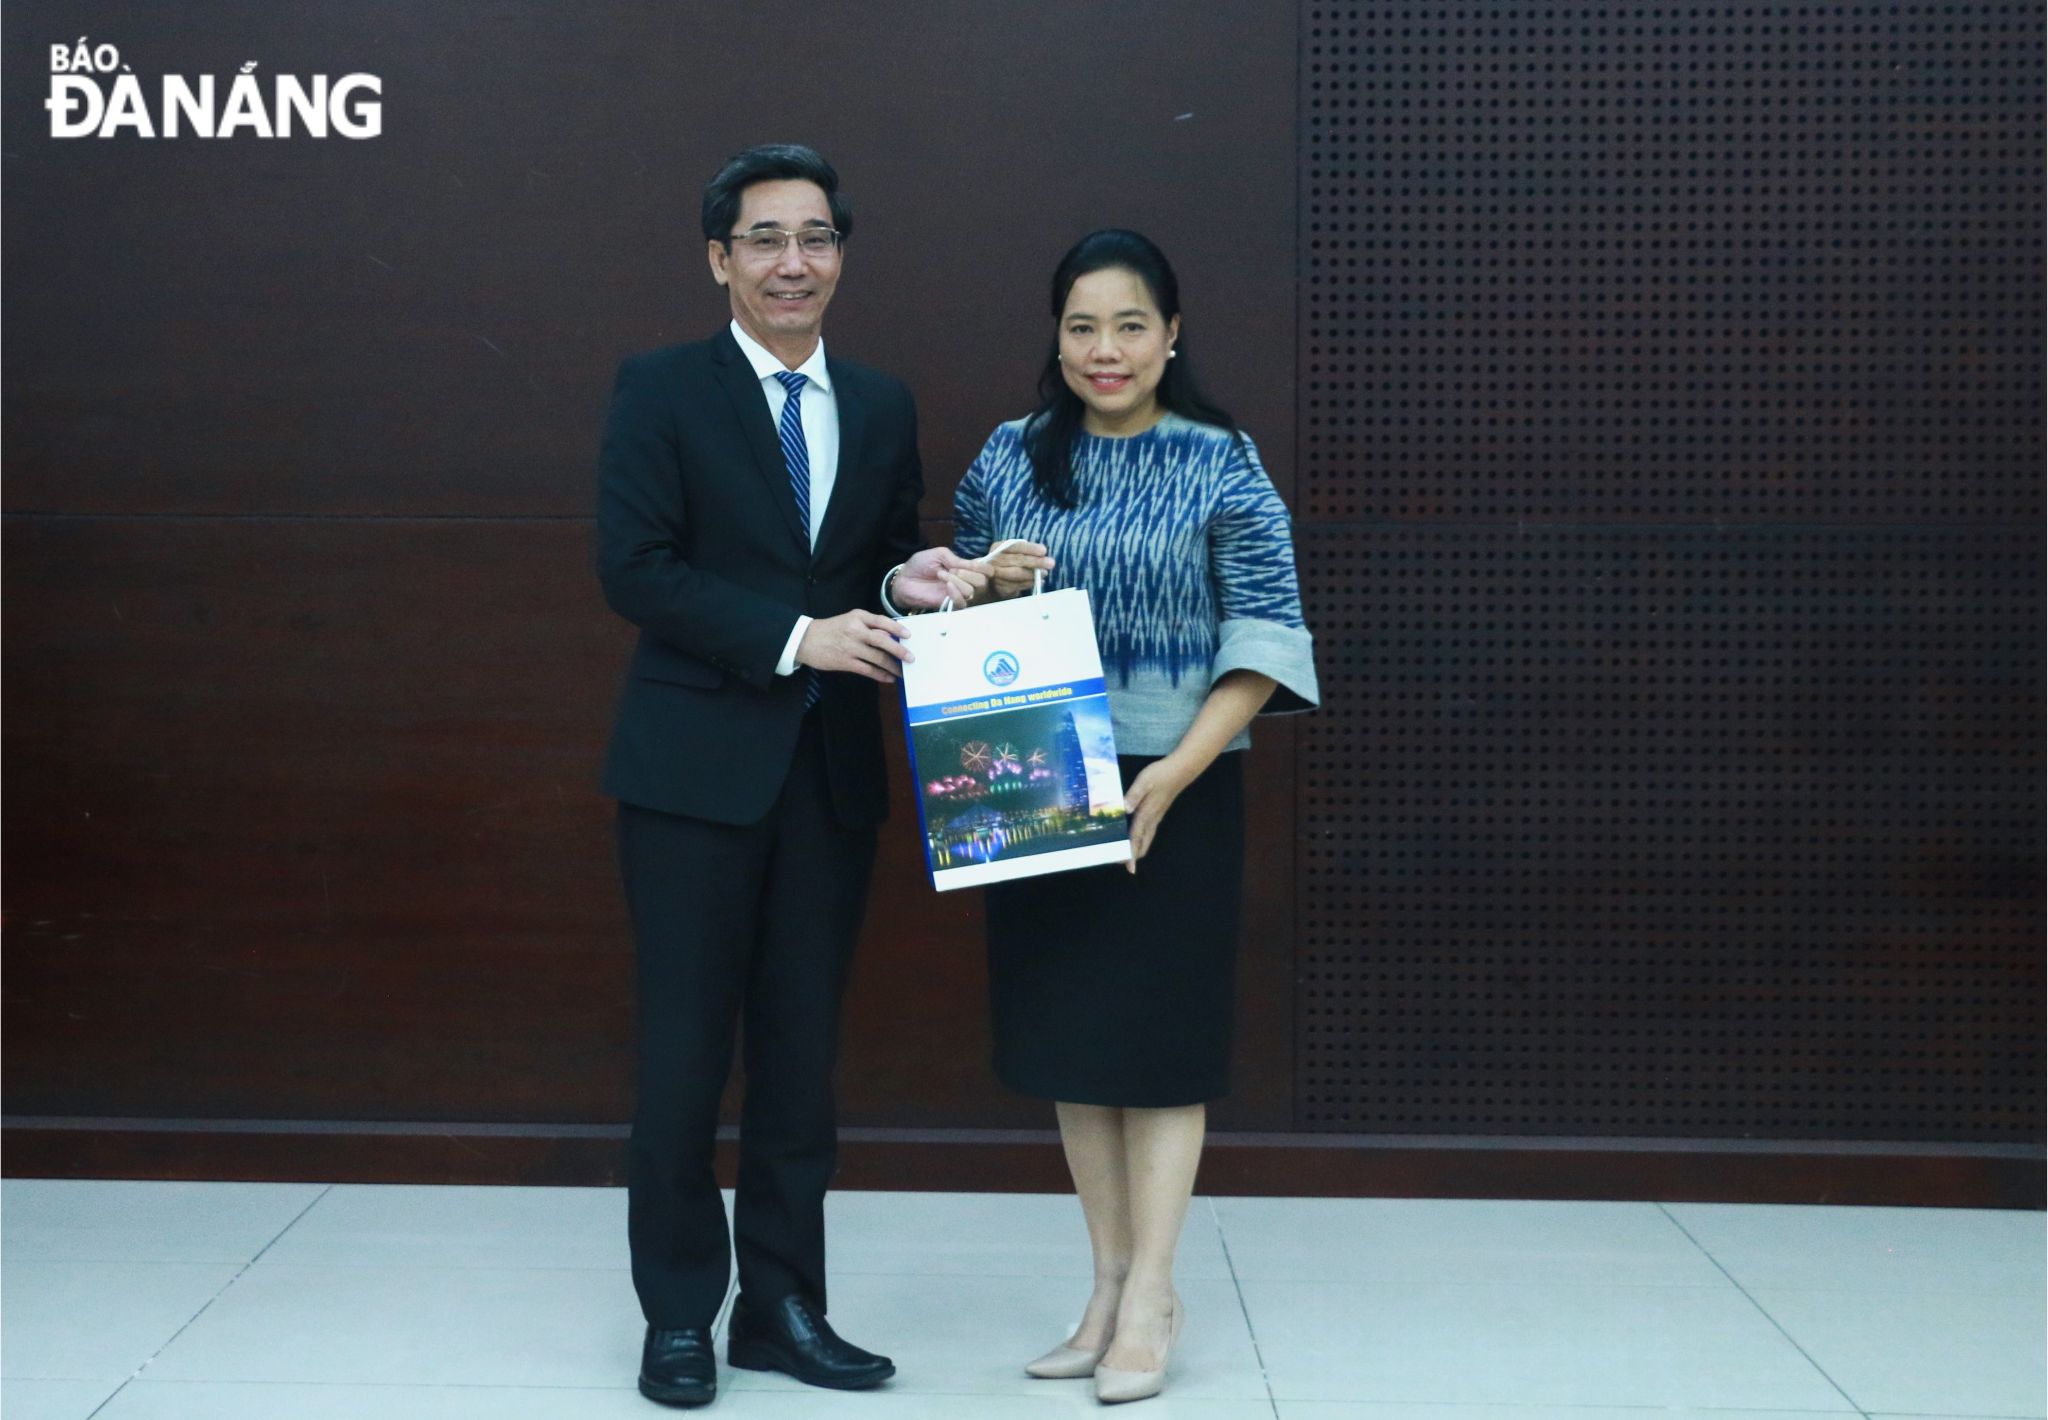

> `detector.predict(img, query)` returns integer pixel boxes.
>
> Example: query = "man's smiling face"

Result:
[707,178,842,360]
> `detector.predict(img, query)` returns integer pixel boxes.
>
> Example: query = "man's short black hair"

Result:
[701,144,853,245]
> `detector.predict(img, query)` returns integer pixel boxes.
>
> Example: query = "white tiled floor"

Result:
[2,1182,2040,1419]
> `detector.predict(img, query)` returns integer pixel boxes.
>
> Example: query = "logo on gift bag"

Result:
[983,651,1020,687]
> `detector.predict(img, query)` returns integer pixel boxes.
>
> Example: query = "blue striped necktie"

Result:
[773,370,821,709]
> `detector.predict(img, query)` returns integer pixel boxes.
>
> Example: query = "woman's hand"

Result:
[1120,673,1272,873]
[980,541,1056,599]
[1121,755,1200,872]
[891,548,987,609]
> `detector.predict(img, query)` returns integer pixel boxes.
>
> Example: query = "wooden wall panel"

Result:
[2,512,1296,1130]
[3,517,632,1119]
[4,0,1303,1143]
[2,0,1298,519]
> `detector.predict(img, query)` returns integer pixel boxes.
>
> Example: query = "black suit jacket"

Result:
[596,329,924,826]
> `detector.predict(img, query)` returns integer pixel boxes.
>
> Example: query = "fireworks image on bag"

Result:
[910,697,1126,875]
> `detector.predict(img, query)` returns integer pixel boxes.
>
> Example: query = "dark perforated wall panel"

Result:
[1298,3,2044,1137]
[1302,2,2045,524]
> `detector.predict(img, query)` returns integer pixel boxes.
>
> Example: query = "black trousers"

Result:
[616,718,878,1329]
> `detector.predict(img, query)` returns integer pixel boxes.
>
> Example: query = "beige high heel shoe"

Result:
[1024,1334,1111,1379]
[1092,1297,1182,1404]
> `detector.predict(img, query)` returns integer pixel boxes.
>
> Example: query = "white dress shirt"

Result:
[728,321,839,676]
[730,320,913,681]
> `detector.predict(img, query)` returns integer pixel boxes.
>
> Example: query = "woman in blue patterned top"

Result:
[951,230,1318,1403]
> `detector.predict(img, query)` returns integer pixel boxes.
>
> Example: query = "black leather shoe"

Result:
[639,1325,716,1407]
[726,1293,895,1390]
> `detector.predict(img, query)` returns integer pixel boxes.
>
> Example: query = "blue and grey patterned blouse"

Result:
[952,414,1319,755]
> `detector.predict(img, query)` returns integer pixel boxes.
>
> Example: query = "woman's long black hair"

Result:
[1022,229,1245,508]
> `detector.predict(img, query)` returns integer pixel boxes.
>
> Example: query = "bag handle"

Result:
[937,537,1045,618]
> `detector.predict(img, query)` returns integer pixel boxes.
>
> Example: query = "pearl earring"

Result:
[1169,349,1178,359]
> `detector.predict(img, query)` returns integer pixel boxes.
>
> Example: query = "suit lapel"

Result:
[709,329,809,554]
[812,354,866,560]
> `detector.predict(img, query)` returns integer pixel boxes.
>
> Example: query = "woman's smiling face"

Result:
[1058,266,1180,436]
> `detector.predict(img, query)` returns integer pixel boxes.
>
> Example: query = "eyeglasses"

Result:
[727,227,842,261]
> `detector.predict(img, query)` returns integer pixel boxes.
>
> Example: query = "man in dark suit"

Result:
[596,144,982,1409]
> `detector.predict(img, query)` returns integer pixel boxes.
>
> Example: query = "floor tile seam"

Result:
[822,1266,1236,1279]
[1740,1284,2048,1300]
[11,1379,120,1420]
[4,1257,1225,1277]
[1211,1195,1284,1420]
[1232,1277,1791,1294]
[92,1183,338,1407]
[222,1260,639,1273]
[1857,1413,2048,1420]
[42,1385,2016,1418]
[1228,1273,1746,1287]
[1262,1402,1867,1415]
[1262,1384,1868,1411]
[245,1185,339,1262]
[9,1255,346,1267]
[721,1384,1280,1400]
[1654,1201,1874,1420]
[150,1262,2010,1289]
[83,1376,651,1392]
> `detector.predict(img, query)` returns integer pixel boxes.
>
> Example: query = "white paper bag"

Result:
[900,579,1131,891]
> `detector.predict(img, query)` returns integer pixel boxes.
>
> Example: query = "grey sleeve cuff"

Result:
[1214,618,1320,715]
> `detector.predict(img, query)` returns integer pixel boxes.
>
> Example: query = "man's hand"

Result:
[797,610,913,682]
[890,547,987,610]
[982,541,1056,600]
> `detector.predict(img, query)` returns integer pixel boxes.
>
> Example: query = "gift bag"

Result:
[900,570,1131,891]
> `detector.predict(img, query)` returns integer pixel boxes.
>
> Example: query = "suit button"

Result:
[807,574,818,585]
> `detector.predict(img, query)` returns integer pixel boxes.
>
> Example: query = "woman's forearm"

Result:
[1161,670,1276,779]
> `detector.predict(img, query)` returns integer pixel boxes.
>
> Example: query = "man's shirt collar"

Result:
[729,319,832,392]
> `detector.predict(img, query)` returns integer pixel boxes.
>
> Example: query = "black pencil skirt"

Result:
[984,750,1245,1108]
